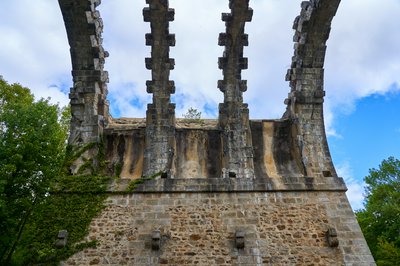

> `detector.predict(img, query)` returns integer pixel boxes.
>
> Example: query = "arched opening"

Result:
[98,1,150,118]
[245,0,301,119]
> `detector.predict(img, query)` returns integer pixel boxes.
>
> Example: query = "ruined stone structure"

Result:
[59,0,376,265]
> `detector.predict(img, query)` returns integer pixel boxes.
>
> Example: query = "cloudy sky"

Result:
[1,0,399,210]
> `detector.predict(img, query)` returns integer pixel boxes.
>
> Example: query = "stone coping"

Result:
[105,118,284,131]
[108,176,347,193]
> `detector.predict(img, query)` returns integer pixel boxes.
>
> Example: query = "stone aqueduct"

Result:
[58,0,376,265]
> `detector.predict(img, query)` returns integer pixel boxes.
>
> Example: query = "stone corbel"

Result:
[326,227,339,247]
[235,230,245,249]
[55,230,68,248]
[152,230,161,250]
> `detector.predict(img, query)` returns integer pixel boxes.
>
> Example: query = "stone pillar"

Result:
[143,0,176,177]
[218,0,254,179]
[59,0,110,174]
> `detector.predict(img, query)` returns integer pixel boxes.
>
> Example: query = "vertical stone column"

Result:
[143,0,176,177]
[59,0,110,174]
[218,0,254,178]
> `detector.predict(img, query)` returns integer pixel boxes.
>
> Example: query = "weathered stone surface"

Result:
[218,0,255,179]
[283,0,341,178]
[58,0,375,264]
[55,230,68,249]
[62,192,374,266]
[59,0,110,174]
[103,119,335,180]
[143,0,176,177]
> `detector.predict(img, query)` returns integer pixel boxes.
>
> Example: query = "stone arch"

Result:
[58,0,110,146]
[58,0,110,173]
[284,0,341,178]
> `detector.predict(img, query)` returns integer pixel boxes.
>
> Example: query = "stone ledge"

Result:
[108,176,347,193]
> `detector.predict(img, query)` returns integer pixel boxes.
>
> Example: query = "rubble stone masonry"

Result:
[63,190,374,265]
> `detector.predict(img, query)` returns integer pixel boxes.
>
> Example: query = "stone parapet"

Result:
[109,176,347,193]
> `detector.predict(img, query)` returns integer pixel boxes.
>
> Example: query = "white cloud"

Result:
[96,0,400,122]
[325,0,400,109]
[0,1,70,106]
[96,0,302,118]
[1,0,399,120]
[336,162,365,210]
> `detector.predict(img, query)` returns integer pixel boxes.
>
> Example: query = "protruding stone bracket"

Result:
[146,80,175,94]
[326,227,339,247]
[151,230,161,250]
[55,230,68,249]
[235,230,245,249]
[145,58,175,70]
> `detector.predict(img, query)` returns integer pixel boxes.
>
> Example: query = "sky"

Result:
[0,0,400,210]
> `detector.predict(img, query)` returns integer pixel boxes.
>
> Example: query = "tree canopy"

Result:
[356,156,400,266]
[0,77,69,264]
[183,107,201,119]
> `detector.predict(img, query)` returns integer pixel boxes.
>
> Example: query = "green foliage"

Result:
[63,142,97,174]
[12,174,109,265]
[53,175,110,193]
[0,78,108,265]
[375,239,400,266]
[0,77,69,264]
[126,172,162,192]
[182,107,203,123]
[64,138,106,176]
[114,162,123,178]
[356,157,400,265]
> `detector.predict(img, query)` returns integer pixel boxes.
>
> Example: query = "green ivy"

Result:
[126,172,162,192]
[53,174,110,193]
[63,142,97,174]
[64,138,108,176]
[11,174,110,265]
[114,162,123,178]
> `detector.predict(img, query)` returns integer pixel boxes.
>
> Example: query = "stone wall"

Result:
[103,119,325,180]
[63,190,374,265]
[58,1,376,265]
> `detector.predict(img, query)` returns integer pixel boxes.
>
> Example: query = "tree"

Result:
[356,157,400,265]
[0,77,69,264]
[183,107,202,122]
